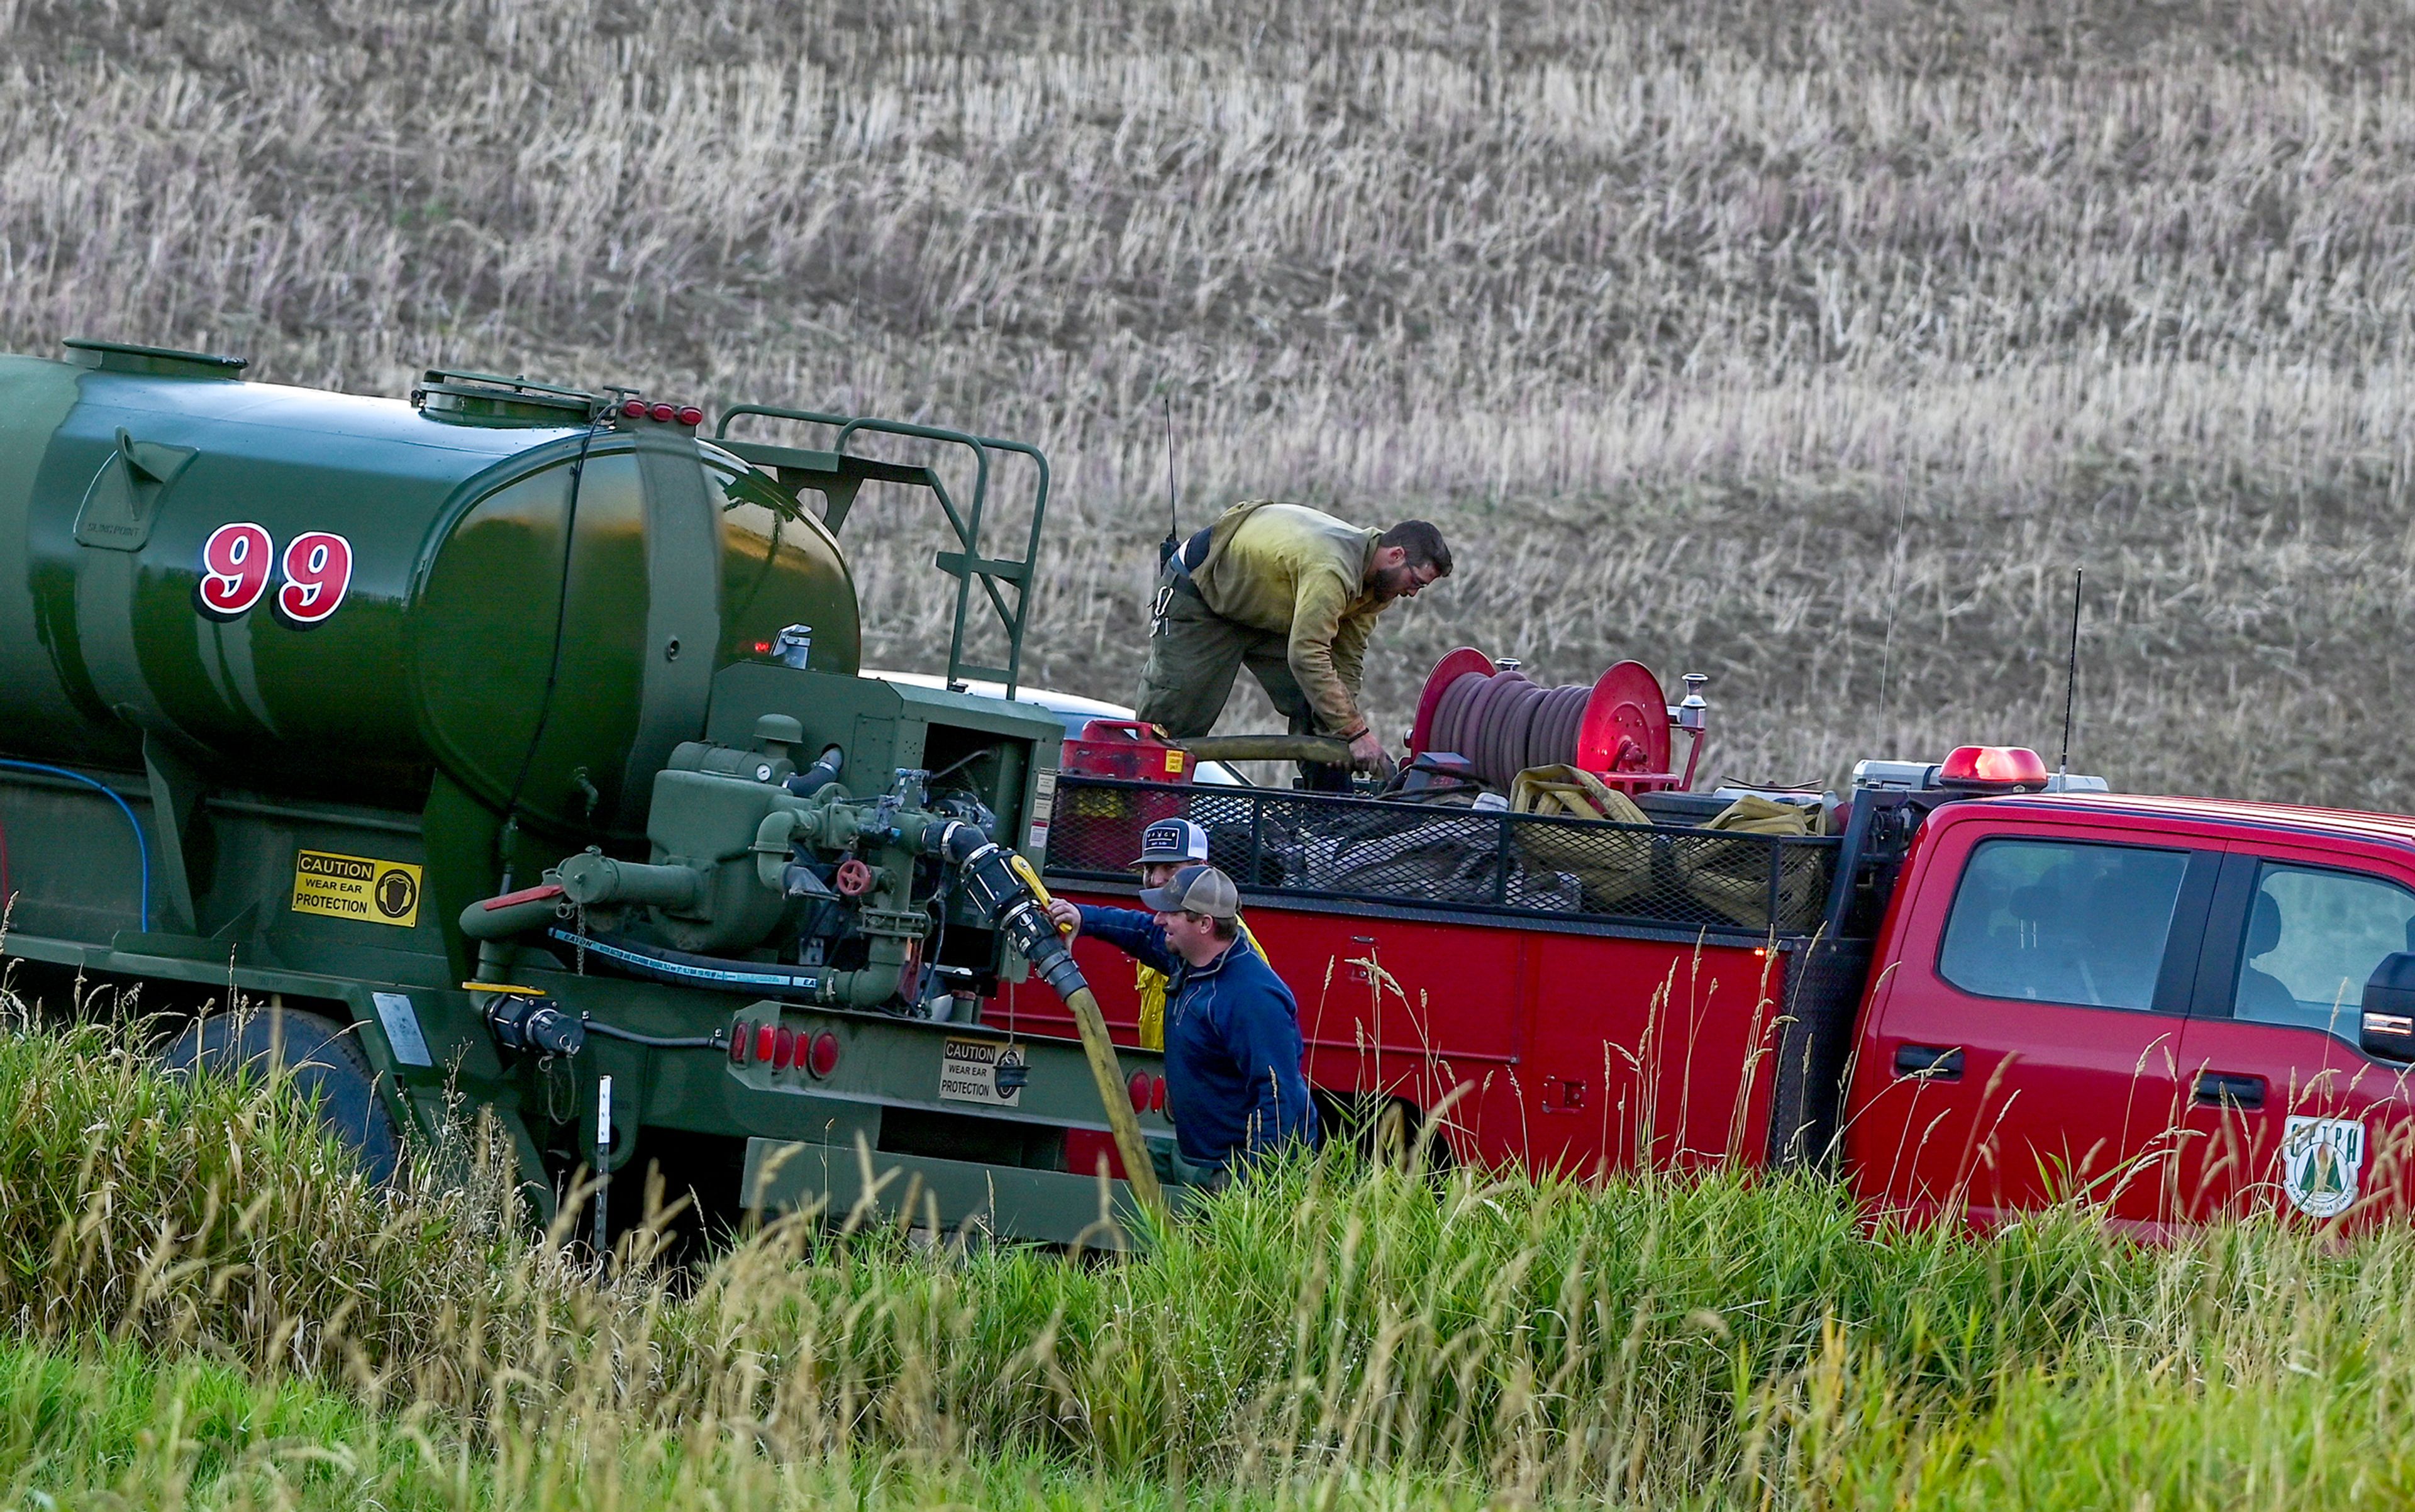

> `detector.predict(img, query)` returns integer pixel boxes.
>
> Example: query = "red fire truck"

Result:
[1008,655,2415,1233]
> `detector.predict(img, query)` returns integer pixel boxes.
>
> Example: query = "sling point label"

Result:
[291,849,421,928]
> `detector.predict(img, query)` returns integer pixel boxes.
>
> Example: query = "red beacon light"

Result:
[674,405,704,427]
[1936,745,2051,792]
[619,397,648,420]
[648,401,677,423]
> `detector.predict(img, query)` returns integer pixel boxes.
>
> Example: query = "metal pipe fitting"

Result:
[555,850,704,911]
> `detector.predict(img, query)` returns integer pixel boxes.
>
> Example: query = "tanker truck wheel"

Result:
[164,1007,404,1186]
[1316,1092,1457,1178]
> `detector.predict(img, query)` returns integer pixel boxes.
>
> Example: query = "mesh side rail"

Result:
[1046,777,1839,938]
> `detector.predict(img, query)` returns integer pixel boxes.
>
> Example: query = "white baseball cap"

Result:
[1130,818,1209,867]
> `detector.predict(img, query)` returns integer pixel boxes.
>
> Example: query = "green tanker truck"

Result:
[0,337,1172,1245]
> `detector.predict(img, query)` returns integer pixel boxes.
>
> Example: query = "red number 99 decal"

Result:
[195,522,274,620]
[275,531,353,628]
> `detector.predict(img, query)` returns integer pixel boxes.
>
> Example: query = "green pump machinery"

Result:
[0,338,1173,1245]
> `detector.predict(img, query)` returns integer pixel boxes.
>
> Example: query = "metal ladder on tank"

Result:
[713,406,1048,697]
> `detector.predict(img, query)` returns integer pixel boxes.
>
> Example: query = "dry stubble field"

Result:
[9,0,2415,803]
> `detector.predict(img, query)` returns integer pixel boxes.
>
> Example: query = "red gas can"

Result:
[1052,720,1192,872]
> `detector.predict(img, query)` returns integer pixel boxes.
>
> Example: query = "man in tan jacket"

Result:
[1139,501,1452,783]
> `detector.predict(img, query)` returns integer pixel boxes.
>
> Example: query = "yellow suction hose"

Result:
[1009,853,1169,1220]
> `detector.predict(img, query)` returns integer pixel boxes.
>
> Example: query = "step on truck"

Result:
[1031,659,2415,1233]
[0,340,1174,1248]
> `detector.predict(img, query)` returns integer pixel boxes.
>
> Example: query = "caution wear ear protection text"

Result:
[291,849,421,927]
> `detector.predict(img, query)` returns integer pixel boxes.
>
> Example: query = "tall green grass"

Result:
[7,1005,2415,1507]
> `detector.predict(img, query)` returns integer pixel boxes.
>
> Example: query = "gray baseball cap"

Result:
[1131,817,1209,867]
[1138,863,1239,921]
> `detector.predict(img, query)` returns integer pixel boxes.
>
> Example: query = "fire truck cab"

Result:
[1846,789,2415,1232]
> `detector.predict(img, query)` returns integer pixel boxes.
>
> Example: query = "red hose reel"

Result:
[1407,648,1704,794]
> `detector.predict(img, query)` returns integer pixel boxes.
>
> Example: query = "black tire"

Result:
[164,1007,404,1185]
[1314,1091,1457,1177]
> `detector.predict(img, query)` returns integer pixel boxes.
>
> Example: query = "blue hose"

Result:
[0,759,150,931]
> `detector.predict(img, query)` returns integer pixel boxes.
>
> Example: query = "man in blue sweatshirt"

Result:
[1045,864,1317,1184]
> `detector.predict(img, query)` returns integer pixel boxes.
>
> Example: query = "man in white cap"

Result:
[1055,818,1268,1050]
[1048,864,1317,1184]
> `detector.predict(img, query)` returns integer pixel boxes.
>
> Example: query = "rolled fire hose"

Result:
[1174,734,1353,767]
[1410,650,1682,791]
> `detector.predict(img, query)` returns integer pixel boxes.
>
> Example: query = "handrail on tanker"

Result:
[714,404,1049,697]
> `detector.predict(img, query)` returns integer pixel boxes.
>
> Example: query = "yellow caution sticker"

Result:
[1165,749,1185,774]
[291,849,423,928]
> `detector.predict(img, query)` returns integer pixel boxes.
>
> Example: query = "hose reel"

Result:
[1407,647,1707,793]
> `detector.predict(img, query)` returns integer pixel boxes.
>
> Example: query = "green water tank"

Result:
[0,340,862,835]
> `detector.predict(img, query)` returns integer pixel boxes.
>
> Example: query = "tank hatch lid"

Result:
[64,338,248,379]
[412,369,599,426]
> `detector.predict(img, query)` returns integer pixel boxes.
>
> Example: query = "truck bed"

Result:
[1046,779,1843,937]
[1024,777,1879,1178]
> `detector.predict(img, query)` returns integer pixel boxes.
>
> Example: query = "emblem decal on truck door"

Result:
[2281,1116,2366,1218]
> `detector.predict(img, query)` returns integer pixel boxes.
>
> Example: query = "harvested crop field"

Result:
[8,0,2415,803]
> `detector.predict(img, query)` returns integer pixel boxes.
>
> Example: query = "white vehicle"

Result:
[862,670,1245,784]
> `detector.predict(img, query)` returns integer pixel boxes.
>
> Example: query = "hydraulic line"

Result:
[0,760,149,931]
[785,745,844,798]
[581,1018,726,1050]
[496,409,611,854]
[547,927,833,996]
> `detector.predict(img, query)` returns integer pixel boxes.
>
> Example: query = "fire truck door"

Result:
[1845,830,2215,1231]
[2175,850,2415,1226]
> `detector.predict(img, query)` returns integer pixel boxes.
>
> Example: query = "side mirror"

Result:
[2361,952,2415,1061]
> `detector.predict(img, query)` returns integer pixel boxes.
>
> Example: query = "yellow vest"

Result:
[1135,918,1265,1051]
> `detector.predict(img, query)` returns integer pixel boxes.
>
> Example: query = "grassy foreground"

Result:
[5,1006,2415,1509]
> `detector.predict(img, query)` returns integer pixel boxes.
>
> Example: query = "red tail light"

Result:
[754,1023,776,1064]
[773,1026,797,1069]
[674,405,704,427]
[1127,1071,1150,1111]
[647,401,675,423]
[1149,1076,1167,1113]
[808,1031,840,1078]
[620,397,647,420]
[730,1026,747,1064]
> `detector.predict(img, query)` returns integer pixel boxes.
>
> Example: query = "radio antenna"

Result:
[1160,394,1181,568]
[1875,487,1913,728]
[2057,566,2084,778]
